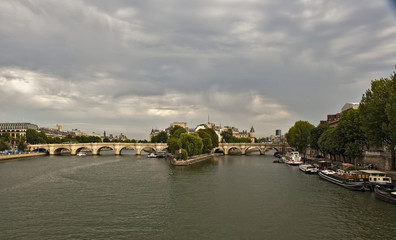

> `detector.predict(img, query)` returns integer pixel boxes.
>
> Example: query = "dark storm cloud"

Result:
[0,0,395,139]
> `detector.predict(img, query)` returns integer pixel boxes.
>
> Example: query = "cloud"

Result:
[0,0,396,139]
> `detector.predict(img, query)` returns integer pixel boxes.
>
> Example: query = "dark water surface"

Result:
[1,151,396,239]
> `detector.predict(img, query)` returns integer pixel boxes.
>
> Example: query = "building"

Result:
[0,122,39,137]
[170,122,188,131]
[150,129,160,140]
[341,103,359,112]
[322,102,360,128]
[326,113,342,127]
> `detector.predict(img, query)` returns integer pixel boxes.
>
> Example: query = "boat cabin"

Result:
[360,170,393,186]
[290,152,301,161]
[318,161,331,170]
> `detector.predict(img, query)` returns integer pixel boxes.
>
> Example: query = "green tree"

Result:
[197,130,213,153]
[286,121,314,156]
[360,72,396,169]
[338,109,365,161]
[310,124,329,152]
[0,139,8,151]
[151,131,168,143]
[318,127,335,157]
[179,133,203,156]
[17,140,27,152]
[26,129,39,144]
[199,128,219,148]
[170,127,187,139]
[168,137,181,154]
[174,148,188,160]
[220,128,233,143]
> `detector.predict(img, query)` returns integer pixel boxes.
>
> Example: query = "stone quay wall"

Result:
[0,152,48,162]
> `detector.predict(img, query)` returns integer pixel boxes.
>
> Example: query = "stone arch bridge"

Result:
[27,143,169,155]
[27,142,287,156]
[216,143,286,155]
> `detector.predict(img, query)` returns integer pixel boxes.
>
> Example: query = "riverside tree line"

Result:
[286,72,396,169]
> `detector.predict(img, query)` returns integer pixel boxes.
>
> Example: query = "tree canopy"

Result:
[286,121,314,154]
[151,131,168,143]
[360,72,396,169]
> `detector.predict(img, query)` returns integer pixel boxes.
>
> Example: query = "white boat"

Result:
[299,164,319,174]
[76,152,87,156]
[286,152,303,165]
[147,152,157,158]
[360,170,393,189]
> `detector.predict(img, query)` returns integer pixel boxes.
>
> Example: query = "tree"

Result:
[151,131,168,143]
[167,137,181,154]
[179,133,203,156]
[0,139,8,151]
[286,121,314,156]
[17,140,27,152]
[360,72,396,169]
[338,109,365,161]
[170,125,187,138]
[220,128,233,143]
[175,148,188,160]
[26,129,39,144]
[198,128,219,148]
[310,124,329,152]
[318,127,335,157]
[197,130,213,153]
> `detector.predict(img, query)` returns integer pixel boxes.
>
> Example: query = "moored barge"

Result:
[318,169,369,191]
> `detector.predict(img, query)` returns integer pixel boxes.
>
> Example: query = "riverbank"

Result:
[0,152,48,162]
[171,153,222,166]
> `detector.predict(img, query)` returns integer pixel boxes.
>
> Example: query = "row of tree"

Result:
[165,126,219,160]
[286,72,396,169]
[0,133,27,152]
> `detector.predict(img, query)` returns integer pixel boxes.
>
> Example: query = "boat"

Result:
[360,170,393,190]
[374,186,396,204]
[157,151,166,158]
[147,152,157,158]
[318,169,370,191]
[299,164,319,174]
[76,152,86,156]
[285,152,303,165]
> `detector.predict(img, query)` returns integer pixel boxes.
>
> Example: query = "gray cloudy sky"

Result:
[1,0,396,139]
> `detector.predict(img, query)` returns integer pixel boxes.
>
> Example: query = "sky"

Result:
[1,0,396,140]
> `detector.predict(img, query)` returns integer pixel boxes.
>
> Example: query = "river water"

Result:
[1,150,396,240]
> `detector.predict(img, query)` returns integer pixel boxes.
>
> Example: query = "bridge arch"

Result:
[119,146,137,155]
[211,147,225,154]
[262,147,281,153]
[245,146,262,155]
[75,147,93,155]
[139,147,156,155]
[31,147,49,154]
[96,146,115,155]
[227,147,243,155]
[53,147,72,155]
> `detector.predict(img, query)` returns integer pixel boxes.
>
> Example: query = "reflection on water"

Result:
[1,151,396,239]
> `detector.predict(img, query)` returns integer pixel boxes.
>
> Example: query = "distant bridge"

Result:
[27,142,169,155]
[216,143,286,155]
[27,142,287,156]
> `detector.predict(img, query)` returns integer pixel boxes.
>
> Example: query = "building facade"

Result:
[0,122,39,137]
